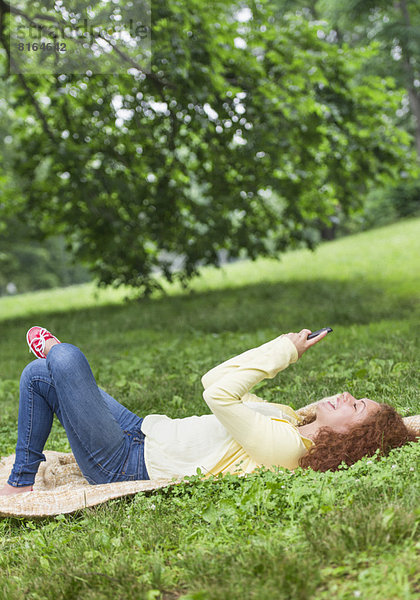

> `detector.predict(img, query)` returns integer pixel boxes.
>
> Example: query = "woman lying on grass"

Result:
[0,327,416,496]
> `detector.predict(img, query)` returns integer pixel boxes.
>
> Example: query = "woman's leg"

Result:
[3,358,55,494]
[5,343,146,490]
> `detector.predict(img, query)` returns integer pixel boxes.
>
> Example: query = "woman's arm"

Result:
[201,335,293,390]
[202,329,328,390]
[202,336,304,465]
[202,331,329,465]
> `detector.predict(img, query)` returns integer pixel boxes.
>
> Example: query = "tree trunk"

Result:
[407,87,420,159]
[398,0,420,159]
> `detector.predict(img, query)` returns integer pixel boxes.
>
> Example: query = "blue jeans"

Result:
[8,343,150,486]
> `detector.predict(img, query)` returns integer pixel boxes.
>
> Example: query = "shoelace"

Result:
[29,329,49,356]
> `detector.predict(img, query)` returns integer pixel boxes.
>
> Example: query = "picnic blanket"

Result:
[0,451,178,518]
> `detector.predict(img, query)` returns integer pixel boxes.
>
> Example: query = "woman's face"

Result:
[316,391,381,433]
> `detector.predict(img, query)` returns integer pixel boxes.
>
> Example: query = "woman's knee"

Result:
[46,343,88,378]
[20,358,49,388]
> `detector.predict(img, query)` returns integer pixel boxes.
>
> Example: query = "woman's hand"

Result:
[285,329,329,359]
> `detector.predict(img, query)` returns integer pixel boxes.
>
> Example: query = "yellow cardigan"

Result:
[141,335,313,479]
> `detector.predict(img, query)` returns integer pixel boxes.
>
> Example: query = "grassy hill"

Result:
[0,218,419,599]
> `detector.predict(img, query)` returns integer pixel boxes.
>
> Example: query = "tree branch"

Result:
[0,1,56,142]
[95,32,174,93]
[17,74,57,142]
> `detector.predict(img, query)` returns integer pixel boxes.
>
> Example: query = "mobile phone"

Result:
[307,327,333,340]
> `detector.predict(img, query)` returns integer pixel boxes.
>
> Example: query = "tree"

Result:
[316,0,420,158]
[0,0,416,294]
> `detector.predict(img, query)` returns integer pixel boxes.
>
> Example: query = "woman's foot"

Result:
[0,483,33,496]
[26,326,61,359]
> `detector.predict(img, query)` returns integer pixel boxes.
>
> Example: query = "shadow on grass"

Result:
[2,277,417,338]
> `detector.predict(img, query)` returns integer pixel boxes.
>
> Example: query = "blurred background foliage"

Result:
[0,0,419,296]
[0,218,90,295]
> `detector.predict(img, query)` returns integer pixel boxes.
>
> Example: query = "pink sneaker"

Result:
[26,326,61,359]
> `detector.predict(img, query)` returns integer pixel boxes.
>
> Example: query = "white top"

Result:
[141,335,313,479]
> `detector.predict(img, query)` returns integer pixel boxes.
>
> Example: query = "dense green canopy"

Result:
[0,1,417,293]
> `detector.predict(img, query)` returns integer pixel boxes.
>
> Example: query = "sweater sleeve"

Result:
[202,336,306,468]
[201,335,297,390]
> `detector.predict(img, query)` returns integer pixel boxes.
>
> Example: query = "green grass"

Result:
[0,217,419,599]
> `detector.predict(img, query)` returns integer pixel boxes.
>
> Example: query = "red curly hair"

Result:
[299,404,417,472]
